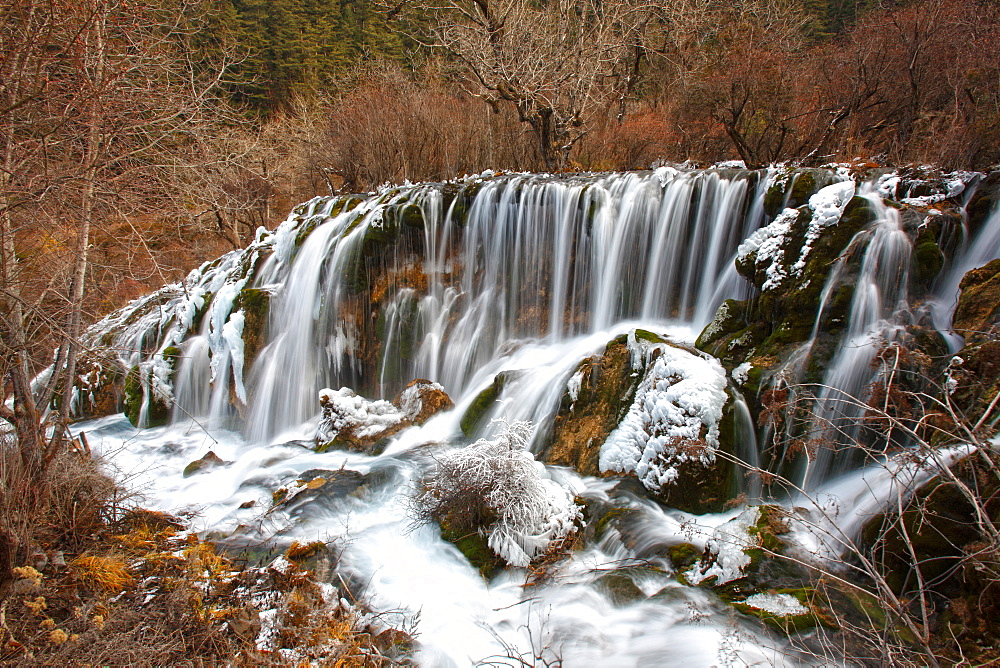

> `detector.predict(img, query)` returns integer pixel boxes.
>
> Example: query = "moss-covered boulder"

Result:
[538,329,736,514]
[953,258,1000,344]
[233,288,271,370]
[123,363,172,428]
[459,371,520,438]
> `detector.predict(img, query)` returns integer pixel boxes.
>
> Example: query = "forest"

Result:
[1,0,1000,664]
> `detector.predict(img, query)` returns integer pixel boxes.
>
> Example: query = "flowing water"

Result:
[74,166,1000,665]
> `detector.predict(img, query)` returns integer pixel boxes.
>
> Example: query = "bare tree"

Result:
[0,0,234,470]
[388,0,654,170]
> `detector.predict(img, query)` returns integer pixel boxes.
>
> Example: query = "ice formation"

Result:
[685,506,761,586]
[791,180,856,275]
[315,387,404,444]
[421,421,581,567]
[736,208,798,290]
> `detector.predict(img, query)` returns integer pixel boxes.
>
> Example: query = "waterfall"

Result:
[72,165,1000,666]
[242,168,771,439]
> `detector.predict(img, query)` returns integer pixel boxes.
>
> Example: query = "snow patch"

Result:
[732,362,752,386]
[316,387,404,443]
[737,208,799,291]
[742,593,808,616]
[790,180,856,275]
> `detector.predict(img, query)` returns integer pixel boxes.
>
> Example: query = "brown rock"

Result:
[953,258,1000,344]
[539,334,642,476]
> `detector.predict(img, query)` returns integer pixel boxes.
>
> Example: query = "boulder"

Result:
[314,379,453,454]
[538,329,736,514]
[183,450,231,477]
[953,258,1000,344]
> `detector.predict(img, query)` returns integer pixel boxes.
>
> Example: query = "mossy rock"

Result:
[668,543,702,571]
[183,450,230,477]
[440,525,504,579]
[234,288,271,369]
[595,571,648,605]
[965,171,1000,233]
[763,170,793,219]
[125,379,171,428]
[460,372,518,438]
[537,333,644,476]
[731,588,826,633]
[695,299,748,351]
[271,469,368,518]
[913,226,944,282]
[953,258,1000,344]
[585,504,640,543]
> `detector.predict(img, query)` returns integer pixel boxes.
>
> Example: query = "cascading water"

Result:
[71,165,1000,665]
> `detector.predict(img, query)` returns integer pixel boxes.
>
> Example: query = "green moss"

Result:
[595,572,647,605]
[162,346,181,369]
[234,288,271,369]
[633,328,666,344]
[732,588,821,633]
[440,525,503,579]
[763,172,791,219]
[914,227,944,281]
[123,366,143,427]
[592,507,634,541]
[695,299,747,351]
[400,204,424,228]
[460,373,509,437]
[668,543,702,571]
[787,172,817,208]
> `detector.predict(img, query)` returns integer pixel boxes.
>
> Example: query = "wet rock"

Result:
[459,371,520,438]
[539,330,736,514]
[182,450,231,477]
[395,378,454,425]
[595,571,649,605]
[270,468,368,516]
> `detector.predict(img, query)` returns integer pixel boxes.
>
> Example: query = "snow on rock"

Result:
[737,208,798,291]
[874,173,900,199]
[315,387,404,445]
[685,506,761,586]
[732,362,752,387]
[599,334,728,493]
[791,180,856,276]
[741,593,808,616]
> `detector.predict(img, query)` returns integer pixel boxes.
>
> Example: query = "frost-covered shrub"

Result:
[416,421,581,567]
